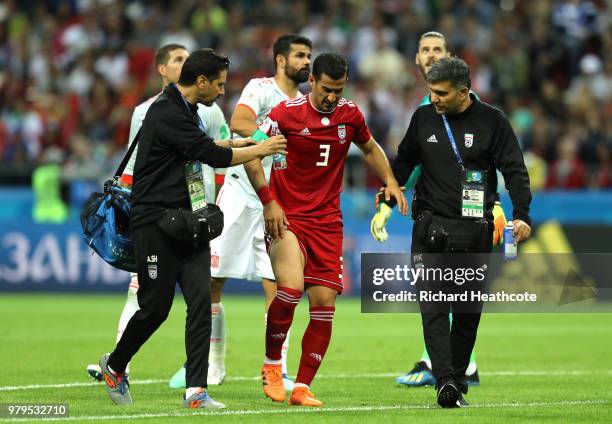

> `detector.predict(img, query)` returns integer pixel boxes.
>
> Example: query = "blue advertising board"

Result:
[1,188,611,293]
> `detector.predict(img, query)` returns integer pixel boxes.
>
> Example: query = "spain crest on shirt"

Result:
[464,133,474,148]
[338,124,346,144]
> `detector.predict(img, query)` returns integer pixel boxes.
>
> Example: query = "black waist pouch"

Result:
[416,211,490,253]
[155,204,224,245]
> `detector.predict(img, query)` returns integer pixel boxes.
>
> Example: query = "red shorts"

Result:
[286,218,344,294]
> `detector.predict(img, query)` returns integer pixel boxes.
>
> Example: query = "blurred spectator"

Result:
[546,134,587,189]
[593,142,612,188]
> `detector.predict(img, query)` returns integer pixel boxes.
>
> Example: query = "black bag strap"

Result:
[114,129,142,179]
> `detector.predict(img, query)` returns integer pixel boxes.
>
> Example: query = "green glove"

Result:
[406,166,421,190]
[370,203,393,243]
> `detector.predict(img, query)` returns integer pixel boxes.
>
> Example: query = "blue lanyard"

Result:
[173,83,208,133]
[441,114,464,168]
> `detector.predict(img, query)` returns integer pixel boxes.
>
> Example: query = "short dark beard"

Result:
[286,64,310,84]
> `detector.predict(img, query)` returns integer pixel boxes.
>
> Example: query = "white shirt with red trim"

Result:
[121,93,228,203]
[225,77,302,210]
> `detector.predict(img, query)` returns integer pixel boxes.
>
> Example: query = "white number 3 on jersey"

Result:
[316,144,330,167]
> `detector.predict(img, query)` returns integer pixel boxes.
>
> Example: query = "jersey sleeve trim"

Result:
[235,103,258,119]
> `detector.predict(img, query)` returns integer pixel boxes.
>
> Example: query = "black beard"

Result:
[287,66,310,84]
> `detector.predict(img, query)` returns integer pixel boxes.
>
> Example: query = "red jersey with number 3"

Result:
[260,95,371,223]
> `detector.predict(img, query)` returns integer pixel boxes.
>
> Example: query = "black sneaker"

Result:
[437,381,461,408]
[457,394,469,407]
[466,369,480,386]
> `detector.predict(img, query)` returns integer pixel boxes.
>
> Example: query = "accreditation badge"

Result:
[185,160,207,212]
[461,169,486,219]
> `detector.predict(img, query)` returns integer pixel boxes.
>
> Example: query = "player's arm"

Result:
[244,111,288,240]
[357,137,408,215]
[230,104,260,138]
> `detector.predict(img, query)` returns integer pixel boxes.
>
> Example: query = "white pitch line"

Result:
[1,370,611,392]
[0,400,608,422]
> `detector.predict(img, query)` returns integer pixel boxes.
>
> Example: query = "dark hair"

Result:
[312,53,348,80]
[419,31,447,51]
[272,34,313,69]
[426,57,471,90]
[178,48,230,85]
[155,43,187,66]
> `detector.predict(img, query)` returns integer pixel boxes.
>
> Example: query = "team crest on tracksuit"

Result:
[148,265,157,279]
[147,255,158,279]
[464,133,474,148]
[338,124,346,144]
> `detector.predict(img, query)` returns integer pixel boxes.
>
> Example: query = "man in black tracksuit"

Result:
[384,58,532,407]
[99,49,286,409]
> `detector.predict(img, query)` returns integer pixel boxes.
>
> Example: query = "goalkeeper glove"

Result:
[370,203,393,243]
[492,201,507,246]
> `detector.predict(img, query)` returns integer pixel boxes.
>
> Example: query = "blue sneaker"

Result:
[99,353,132,405]
[183,388,225,409]
[395,361,437,387]
[466,369,480,386]
[282,373,295,391]
[169,366,186,389]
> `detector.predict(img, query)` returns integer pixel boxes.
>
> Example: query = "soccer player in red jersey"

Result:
[245,53,408,406]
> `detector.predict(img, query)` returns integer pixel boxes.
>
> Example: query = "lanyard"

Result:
[173,83,208,133]
[441,114,463,168]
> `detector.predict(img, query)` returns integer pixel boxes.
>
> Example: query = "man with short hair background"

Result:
[86,43,230,386]
[371,31,509,388]
[381,57,531,407]
[98,49,287,409]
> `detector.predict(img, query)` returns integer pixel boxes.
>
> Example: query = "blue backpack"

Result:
[80,131,140,272]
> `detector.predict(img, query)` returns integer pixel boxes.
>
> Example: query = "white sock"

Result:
[264,356,282,365]
[281,328,290,375]
[116,277,139,374]
[294,383,308,389]
[465,361,477,376]
[209,303,225,369]
[186,387,202,398]
[424,359,432,369]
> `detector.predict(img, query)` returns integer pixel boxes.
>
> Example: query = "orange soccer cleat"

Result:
[261,364,286,402]
[288,387,323,407]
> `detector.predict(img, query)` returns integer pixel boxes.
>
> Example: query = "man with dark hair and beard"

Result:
[168,34,313,390]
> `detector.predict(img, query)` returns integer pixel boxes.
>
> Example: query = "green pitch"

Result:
[0,294,610,423]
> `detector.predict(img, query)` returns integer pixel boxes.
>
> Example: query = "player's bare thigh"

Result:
[269,231,305,292]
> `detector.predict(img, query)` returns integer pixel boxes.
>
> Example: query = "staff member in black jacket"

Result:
[379,57,531,408]
[99,49,286,409]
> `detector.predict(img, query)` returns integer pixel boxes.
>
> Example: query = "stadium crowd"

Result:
[0,0,610,190]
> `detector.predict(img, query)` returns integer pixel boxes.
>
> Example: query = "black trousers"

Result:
[108,223,212,388]
[411,212,492,391]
